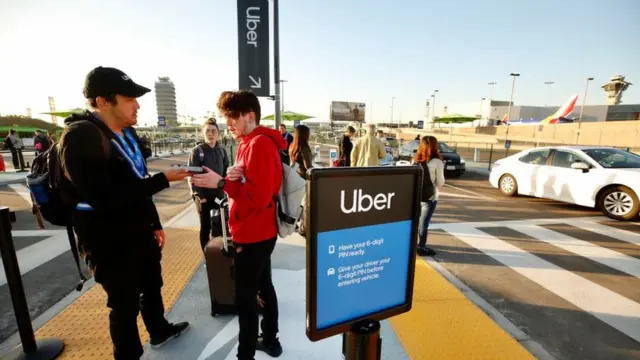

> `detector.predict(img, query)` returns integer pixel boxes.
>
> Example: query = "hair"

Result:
[217,90,261,125]
[279,124,287,129]
[427,135,443,160]
[202,117,219,131]
[414,136,430,163]
[88,94,117,109]
[289,125,311,163]
[365,123,376,134]
[346,126,356,134]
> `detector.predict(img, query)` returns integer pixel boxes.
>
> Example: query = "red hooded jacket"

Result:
[224,126,287,244]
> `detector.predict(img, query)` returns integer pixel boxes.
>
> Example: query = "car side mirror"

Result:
[570,161,590,172]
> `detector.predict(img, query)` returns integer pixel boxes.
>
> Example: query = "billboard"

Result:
[330,101,366,122]
[237,0,270,97]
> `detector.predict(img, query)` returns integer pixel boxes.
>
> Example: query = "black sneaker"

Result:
[256,334,283,357]
[150,322,190,349]
[417,246,436,257]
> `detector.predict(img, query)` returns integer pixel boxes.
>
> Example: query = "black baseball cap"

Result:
[83,66,150,99]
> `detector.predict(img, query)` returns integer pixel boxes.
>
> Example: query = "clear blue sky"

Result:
[0,0,638,126]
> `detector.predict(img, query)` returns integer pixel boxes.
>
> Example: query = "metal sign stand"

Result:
[0,207,64,359]
[342,320,382,360]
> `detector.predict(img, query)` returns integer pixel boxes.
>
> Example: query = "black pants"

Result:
[94,239,170,360]
[10,149,25,169]
[234,237,279,360]
[195,198,228,250]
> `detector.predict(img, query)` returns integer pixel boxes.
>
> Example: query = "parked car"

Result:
[396,140,466,176]
[489,146,640,221]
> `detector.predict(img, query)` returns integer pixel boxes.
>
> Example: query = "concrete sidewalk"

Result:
[3,203,536,359]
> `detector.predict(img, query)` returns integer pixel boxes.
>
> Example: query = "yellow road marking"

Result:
[390,259,534,360]
[34,227,202,359]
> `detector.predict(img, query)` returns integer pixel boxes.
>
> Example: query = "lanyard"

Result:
[114,129,146,178]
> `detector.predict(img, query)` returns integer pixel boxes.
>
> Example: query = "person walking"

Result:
[191,90,285,360]
[413,135,445,256]
[58,66,191,359]
[289,124,313,235]
[350,123,386,167]
[337,126,355,167]
[4,129,26,170]
[188,118,230,251]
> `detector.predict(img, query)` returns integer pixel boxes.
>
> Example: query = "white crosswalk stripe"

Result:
[432,216,640,344]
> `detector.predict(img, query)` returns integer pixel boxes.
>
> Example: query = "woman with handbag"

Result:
[289,125,314,235]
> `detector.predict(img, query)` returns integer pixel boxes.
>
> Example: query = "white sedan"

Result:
[489,146,640,221]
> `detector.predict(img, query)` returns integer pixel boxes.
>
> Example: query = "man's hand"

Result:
[154,230,166,250]
[191,166,223,188]
[227,166,244,182]
[163,167,190,182]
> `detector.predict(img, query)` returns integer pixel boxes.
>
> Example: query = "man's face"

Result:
[226,112,255,139]
[203,125,218,142]
[279,125,287,135]
[346,131,353,138]
[100,94,140,127]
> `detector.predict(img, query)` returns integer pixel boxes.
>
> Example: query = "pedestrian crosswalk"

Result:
[429,216,640,345]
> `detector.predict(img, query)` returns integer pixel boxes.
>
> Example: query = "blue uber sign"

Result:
[305,167,422,341]
[294,120,301,128]
[158,116,166,127]
[417,120,424,130]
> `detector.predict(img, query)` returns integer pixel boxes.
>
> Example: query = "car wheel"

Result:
[499,174,518,196]
[598,186,640,221]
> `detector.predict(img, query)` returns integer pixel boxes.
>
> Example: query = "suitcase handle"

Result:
[214,196,230,253]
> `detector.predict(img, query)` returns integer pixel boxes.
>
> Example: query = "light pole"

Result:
[279,79,288,113]
[273,0,282,129]
[479,97,486,119]
[431,90,439,123]
[505,73,520,143]
[577,77,594,144]
[390,97,396,126]
[544,81,554,107]
[488,82,497,102]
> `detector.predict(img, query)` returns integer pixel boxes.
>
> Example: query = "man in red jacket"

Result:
[192,90,286,360]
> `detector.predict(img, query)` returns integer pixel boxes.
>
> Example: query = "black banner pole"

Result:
[343,320,381,360]
[0,206,65,359]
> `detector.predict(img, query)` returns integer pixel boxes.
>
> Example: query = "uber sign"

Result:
[237,0,270,97]
[306,167,422,341]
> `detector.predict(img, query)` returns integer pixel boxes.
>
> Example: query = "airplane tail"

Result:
[540,94,578,124]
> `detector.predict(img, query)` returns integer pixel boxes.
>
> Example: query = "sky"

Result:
[0,0,639,126]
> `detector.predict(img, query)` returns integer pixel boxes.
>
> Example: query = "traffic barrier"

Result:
[0,207,65,359]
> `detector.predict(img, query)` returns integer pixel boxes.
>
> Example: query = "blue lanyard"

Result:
[114,129,146,178]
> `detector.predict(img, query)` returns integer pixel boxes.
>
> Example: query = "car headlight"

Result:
[460,157,465,164]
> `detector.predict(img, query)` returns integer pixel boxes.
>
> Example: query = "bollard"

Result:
[473,148,481,162]
[487,144,494,171]
[342,320,381,360]
[0,207,65,359]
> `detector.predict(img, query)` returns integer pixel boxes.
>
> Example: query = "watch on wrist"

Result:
[217,178,226,190]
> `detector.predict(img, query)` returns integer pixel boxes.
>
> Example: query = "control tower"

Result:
[601,75,632,105]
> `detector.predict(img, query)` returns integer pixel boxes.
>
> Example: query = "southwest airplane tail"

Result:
[502,94,578,125]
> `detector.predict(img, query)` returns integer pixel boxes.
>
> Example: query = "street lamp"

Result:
[505,73,520,142]
[479,97,486,119]
[577,77,594,143]
[544,81,554,107]
[279,79,288,113]
[431,90,439,123]
[390,97,396,126]
[488,82,497,102]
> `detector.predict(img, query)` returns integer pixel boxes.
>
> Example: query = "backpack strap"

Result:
[66,225,88,291]
[199,146,205,162]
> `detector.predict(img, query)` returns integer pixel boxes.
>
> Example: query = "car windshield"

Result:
[438,142,455,153]
[582,148,640,169]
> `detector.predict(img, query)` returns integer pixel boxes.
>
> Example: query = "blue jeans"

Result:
[418,200,438,247]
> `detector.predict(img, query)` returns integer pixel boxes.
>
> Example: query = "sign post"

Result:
[237,0,270,97]
[158,116,166,154]
[305,167,422,359]
[329,149,337,166]
[417,120,424,130]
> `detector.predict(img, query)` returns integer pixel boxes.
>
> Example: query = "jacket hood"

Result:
[243,126,287,150]
[64,110,96,126]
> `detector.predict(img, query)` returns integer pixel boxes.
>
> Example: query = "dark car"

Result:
[396,140,466,177]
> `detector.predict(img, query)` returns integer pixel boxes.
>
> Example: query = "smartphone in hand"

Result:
[186,166,205,174]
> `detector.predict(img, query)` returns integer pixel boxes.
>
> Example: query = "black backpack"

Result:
[418,161,435,202]
[26,143,88,291]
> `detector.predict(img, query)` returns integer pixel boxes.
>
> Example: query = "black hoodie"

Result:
[58,111,167,258]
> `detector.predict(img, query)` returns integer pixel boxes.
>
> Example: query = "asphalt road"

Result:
[315,143,640,360]
[0,155,193,344]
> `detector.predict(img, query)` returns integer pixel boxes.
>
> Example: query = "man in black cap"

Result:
[57,66,191,359]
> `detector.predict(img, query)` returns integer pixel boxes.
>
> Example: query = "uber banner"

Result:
[237,0,270,97]
[306,167,422,341]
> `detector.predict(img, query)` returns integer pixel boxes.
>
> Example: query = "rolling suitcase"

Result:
[204,197,236,316]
